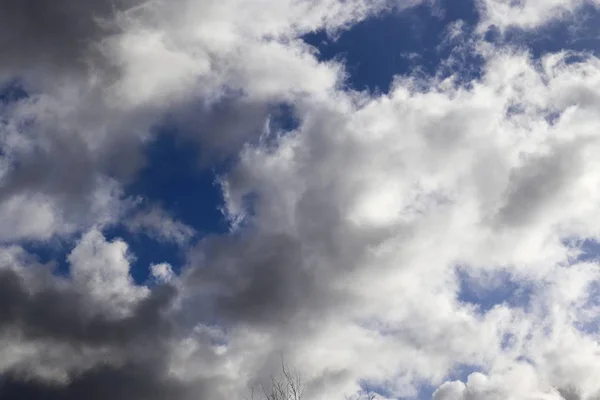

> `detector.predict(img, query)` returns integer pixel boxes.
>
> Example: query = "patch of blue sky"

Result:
[124,130,228,237]
[359,379,393,399]
[415,382,438,400]
[0,80,27,105]
[254,102,300,155]
[358,376,435,400]
[573,239,600,263]
[456,267,534,314]
[114,129,229,283]
[571,279,600,334]
[304,0,600,97]
[303,0,481,93]
[268,102,300,133]
[19,236,71,275]
[0,81,28,158]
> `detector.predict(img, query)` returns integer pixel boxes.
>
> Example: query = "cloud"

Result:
[0,84,150,241]
[210,47,600,398]
[0,230,192,399]
[0,0,139,80]
[0,363,198,400]
[151,263,175,283]
[4,1,600,400]
[67,229,150,315]
[478,0,600,32]
[125,206,196,246]
[432,369,565,400]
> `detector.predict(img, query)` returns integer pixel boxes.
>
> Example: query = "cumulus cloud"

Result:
[212,47,600,398]
[68,229,150,315]
[432,369,566,400]
[4,1,600,400]
[151,263,175,283]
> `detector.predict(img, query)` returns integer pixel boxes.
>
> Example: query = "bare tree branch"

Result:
[247,356,305,400]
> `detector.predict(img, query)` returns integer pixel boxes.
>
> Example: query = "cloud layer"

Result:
[3,1,600,400]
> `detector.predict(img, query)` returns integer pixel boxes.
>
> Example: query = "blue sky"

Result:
[304,0,480,92]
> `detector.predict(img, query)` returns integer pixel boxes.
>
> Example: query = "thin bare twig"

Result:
[248,356,305,400]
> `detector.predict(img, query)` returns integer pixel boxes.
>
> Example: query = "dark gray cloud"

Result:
[1,128,130,197]
[168,96,273,165]
[0,1,149,231]
[0,103,151,241]
[0,100,147,206]
[0,264,198,400]
[184,226,383,328]
[0,268,175,345]
[558,387,582,400]
[0,363,196,400]
[0,0,141,80]
[495,141,584,227]
[186,233,319,325]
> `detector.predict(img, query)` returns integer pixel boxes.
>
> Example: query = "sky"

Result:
[3,0,600,399]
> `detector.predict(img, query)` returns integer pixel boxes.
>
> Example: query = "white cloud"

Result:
[433,369,565,400]
[101,0,392,108]
[0,194,60,242]
[68,229,148,316]
[209,47,600,399]
[151,262,175,283]
[478,0,600,32]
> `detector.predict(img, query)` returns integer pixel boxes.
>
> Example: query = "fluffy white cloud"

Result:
[68,229,149,315]
[210,46,600,399]
[433,369,565,400]
[151,263,176,283]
